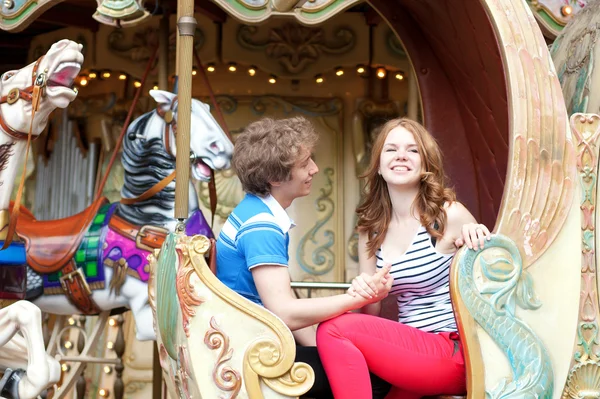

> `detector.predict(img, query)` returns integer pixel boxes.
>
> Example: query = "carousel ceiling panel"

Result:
[210,0,363,25]
[26,12,219,79]
[0,0,64,32]
[0,0,97,72]
[222,12,369,79]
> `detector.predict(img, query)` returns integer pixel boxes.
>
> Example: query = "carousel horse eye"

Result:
[3,72,13,81]
[128,132,137,140]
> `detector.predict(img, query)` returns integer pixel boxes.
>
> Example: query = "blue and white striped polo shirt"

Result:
[216,193,294,305]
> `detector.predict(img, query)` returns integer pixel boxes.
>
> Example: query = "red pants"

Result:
[316,313,466,399]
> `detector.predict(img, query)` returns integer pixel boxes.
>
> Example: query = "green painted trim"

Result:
[525,1,565,33]
[1,1,38,25]
[225,0,267,18]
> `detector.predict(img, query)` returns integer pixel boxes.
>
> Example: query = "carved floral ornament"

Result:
[237,23,355,75]
[108,26,205,63]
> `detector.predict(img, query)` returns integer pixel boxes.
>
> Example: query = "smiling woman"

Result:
[316,118,479,399]
[362,1,578,398]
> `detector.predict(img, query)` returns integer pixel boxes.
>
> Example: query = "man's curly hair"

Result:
[232,116,318,196]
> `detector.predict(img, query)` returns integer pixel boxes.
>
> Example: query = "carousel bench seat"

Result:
[150,233,475,398]
[149,233,315,398]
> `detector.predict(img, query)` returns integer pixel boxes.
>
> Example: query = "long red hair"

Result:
[356,118,456,257]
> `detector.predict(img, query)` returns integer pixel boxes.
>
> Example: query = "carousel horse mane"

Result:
[118,111,176,226]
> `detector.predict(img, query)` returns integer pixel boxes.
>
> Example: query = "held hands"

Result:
[455,223,491,250]
[347,263,393,303]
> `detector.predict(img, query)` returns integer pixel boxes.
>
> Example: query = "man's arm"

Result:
[252,265,390,331]
[292,326,317,346]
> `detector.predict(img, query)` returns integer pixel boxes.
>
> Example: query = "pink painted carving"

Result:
[175,245,205,338]
[204,316,242,398]
[570,113,600,365]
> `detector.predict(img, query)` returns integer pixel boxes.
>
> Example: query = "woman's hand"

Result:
[455,223,491,250]
[347,263,392,302]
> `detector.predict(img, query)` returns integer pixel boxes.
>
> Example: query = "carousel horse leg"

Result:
[0,301,60,399]
[122,273,156,341]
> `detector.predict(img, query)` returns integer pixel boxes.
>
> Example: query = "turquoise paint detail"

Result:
[457,234,554,398]
[575,321,600,361]
[579,167,596,206]
[156,233,180,360]
[0,1,38,24]
[296,168,335,275]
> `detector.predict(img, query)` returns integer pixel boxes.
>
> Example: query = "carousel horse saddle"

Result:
[15,197,108,274]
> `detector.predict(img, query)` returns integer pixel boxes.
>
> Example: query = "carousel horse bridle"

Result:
[0,56,47,141]
[1,56,48,250]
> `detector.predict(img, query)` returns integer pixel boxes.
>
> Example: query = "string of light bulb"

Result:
[75,63,405,90]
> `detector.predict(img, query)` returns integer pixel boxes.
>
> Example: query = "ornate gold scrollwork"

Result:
[262,362,315,397]
[243,338,314,398]
[187,234,315,397]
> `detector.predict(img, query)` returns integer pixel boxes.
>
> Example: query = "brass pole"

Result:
[158,11,169,90]
[174,0,196,220]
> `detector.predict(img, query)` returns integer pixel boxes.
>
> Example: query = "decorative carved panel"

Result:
[562,113,600,399]
[223,13,368,79]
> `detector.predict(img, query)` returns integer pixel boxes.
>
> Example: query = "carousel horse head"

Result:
[144,89,233,182]
[0,39,82,139]
[119,89,233,227]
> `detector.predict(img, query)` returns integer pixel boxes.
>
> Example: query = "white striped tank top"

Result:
[376,225,457,333]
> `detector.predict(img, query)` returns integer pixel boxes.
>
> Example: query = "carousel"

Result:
[0,0,597,398]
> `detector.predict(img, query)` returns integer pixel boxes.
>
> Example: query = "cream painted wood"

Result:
[149,234,314,398]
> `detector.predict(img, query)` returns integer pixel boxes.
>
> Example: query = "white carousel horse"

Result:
[0,302,61,399]
[0,38,232,398]
[0,39,83,399]
[2,88,232,342]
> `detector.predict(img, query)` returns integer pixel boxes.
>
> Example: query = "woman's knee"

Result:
[316,317,341,341]
[317,312,366,341]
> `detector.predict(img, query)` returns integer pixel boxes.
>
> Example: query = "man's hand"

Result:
[347,263,392,303]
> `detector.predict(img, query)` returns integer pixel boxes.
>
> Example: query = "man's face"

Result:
[278,147,319,200]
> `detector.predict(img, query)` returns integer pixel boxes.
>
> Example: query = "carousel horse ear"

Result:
[149,90,176,106]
